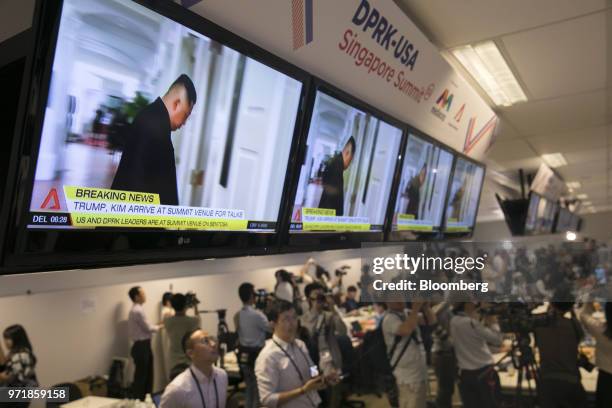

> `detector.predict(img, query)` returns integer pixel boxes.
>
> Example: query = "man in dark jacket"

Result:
[111,74,197,205]
[318,137,356,216]
[404,164,427,218]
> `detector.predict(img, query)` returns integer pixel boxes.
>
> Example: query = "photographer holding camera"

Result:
[534,297,587,408]
[234,283,272,408]
[164,292,202,379]
[450,301,503,408]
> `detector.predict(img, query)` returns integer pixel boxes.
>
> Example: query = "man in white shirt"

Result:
[234,282,271,408]
[127,286,160,400]
[449,302,502,408]
[382,301,436,408]
[256,300,337,408]
[160,329,228,408]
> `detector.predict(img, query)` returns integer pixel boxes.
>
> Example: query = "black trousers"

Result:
[539,378,586,408]
[432,350,457,408]
[596,369,612,408]
[458,365,501,408]
[131,339,153,401]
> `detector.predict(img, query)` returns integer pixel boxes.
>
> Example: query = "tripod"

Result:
[496,331,539,407]
[200,309,232,368]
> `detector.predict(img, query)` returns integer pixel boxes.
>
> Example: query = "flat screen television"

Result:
[2,0,309,272]
[286,84,403,246]
[554,207,573,233]
[388,132,453,238]
[443,156,485,234]
[524,193,558,235]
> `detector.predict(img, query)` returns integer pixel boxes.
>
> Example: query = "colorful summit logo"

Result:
[292,0,314,50]
[431,89,454,122]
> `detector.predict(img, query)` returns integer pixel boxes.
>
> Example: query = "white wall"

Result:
[0,247,401,388]
[0,0,34,43]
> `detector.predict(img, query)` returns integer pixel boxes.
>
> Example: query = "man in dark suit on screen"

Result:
[111,74,197,205]
[318,137,356,216]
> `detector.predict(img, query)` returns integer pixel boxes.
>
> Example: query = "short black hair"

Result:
[268,300,295,322]
[182,328,199,354]
[239,283,255,303]
[162,292,173,306]
[347,286,358,292]
[128,286,141,302]
[171,293,187,312]
[169,74,197,106]
[304,282,324,299]
[344,137,356,154]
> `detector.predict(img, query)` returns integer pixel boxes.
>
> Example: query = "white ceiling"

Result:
[396,0,612,221]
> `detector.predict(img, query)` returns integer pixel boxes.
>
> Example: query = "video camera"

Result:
[479,301,549,334]
[255,289,273,311]
[185,291,200,308]
[335,265,351,277]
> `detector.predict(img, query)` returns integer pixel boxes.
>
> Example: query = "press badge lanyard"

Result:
[272,339,317,408]
[189,368,219,408]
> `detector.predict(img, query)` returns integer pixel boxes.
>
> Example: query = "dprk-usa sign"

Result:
[182,0,499,160]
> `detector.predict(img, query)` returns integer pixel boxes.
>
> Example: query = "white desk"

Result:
[60,396,119,408]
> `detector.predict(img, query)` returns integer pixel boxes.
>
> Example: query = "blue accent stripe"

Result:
[305,0,313,44]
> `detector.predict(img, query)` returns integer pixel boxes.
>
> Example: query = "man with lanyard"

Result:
[300,283,347,407]
[256,300,339,407]
[382,301,436,408]
[234,282,271,408]
[449,302,502,408]
[160,329,228,408]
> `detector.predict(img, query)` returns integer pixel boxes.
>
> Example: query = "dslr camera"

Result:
[185,291,201,308]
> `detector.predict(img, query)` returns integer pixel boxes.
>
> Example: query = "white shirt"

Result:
[580,309,612,374]
[382,311,427,385]
[450,313,502,370]
[275,282,294,303]
[255,335,321,408]
[128,303,158,342]
[160,364,228,408]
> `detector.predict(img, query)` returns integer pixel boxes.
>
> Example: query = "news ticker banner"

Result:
[290,207,384,232]
[357,241,610,304]
[444,217,471,233]
[395,214,435,232]
[28,186,275,231]
[186,0,499,160]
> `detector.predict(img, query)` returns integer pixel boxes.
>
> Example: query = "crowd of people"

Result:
[2,240,612,408]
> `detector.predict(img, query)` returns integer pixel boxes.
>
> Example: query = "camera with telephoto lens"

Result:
[335,265,350,277]
[185,291,200,308]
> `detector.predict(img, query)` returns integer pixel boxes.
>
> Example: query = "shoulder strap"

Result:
[390,332,415,371]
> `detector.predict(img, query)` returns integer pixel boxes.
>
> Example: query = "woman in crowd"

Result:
[274,269,296,303]
[580,302,612,408]
[0,325,38,388]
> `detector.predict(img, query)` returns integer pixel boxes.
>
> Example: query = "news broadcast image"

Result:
[27,0,303,232]
[444,157,485,232]
[392,133,453,232]
[290,90,402,233]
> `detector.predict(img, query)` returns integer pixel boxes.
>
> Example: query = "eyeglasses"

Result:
[197,336,217,346]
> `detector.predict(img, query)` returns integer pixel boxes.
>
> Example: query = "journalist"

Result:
[128,286,161,400]
[256,300,335,408]
[235,282,271,408]
[431,301,456,408]
[160,329,228,408]
[534,301,586,408]
[580,301,612,408]
[164,293,202,378]
[450,302,502,408]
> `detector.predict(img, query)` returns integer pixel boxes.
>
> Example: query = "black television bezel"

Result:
[386,127,456,241]
[441,152,486,237]
[1,0,313,274]
[280,78,407,251]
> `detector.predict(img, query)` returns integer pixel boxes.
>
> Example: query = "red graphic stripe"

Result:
[292,0,305,50]
[464,116,498,154]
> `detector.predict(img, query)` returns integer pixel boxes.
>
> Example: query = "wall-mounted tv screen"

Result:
[443,157,485,233]
[554,207,573,232]
[525,193,558,235]
[26,0,303,234]
[391,133,453,233]
[289,90,402,233]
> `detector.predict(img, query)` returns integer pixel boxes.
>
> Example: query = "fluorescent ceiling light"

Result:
[566,231,577,241]
[541,153,567,168]
[451,41,527,107]
[577,194,589,200]
[566,181,581,189]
